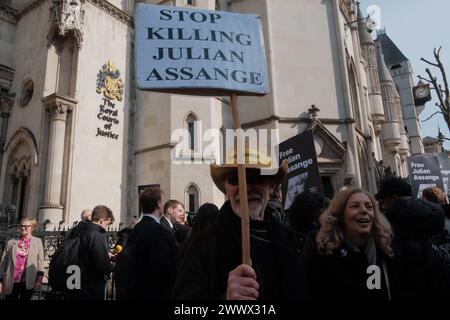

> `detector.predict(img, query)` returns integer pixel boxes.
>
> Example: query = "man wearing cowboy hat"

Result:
[172,148,306,300]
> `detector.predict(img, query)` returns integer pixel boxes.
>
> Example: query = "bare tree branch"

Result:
[433,47,450,103]
[435,46,442,58]
[418,75,433,83]
[420,57,440,68]
[420,47,450,132]
[438,84,449,94]
[425,67,447,113]
[421,111,443,122]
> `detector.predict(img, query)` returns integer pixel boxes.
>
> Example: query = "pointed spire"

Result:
[375,30,408,65]
[437,124,445,146]
[376,45,393,82]
[357,3,373,45]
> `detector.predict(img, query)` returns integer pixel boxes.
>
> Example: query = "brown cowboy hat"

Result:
[210,147,288,194]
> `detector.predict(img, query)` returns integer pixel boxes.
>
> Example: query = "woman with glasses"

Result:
[0,218,44,300]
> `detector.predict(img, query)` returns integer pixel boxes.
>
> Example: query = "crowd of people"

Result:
[1,147,449,300]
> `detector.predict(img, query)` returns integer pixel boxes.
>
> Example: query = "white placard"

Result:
[135,4,269,95]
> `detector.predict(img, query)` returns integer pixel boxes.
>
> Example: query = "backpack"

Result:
[48,222,85,292]
[114,234,137,299]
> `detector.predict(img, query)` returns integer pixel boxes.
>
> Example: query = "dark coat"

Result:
[76,222,113,300]
[299,232,396,300]
[172,201,306,300]
[160,216,191,244]
[133,216,178,300]
[159,215,172,230]
[173,223,190,243]
[266,199,285,222]
[386,197,445,299]
[160,216,191,245]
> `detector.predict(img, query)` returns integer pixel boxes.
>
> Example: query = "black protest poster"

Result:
[138,184,161,196]
[437,153,450,196]
[407,154,445,198]
[278,130,323,210]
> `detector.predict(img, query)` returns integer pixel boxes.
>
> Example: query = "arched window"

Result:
[348,66,363,130]
[3,129,38,222]
[185,183,200,213]
[185,112,198,151]
[6,148,31,222]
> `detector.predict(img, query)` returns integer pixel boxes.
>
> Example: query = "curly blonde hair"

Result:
[316,188,393,257]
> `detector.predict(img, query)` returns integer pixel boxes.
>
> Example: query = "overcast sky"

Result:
[359,0,450,148]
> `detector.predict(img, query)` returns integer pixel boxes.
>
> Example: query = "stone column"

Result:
[40,94,76,228]
[0,94,14,175]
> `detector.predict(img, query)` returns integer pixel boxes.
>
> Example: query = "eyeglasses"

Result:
[20,225,32,229]
[226,171,268,186]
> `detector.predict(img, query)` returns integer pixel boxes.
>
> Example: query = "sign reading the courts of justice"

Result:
[135,4,268,95]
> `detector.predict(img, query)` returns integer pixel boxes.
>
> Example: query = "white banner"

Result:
[135,4,269,95]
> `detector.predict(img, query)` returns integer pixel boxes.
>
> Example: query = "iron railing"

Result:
[0,210,119,300]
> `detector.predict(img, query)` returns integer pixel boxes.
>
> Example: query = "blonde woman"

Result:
[0,218,44,300]
[299,188,395,300]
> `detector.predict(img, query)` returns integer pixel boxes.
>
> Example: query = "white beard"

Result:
[233,199,266,221]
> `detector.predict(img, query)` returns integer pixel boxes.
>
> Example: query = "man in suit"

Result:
[161,200,191,244]
[133,187,178,299]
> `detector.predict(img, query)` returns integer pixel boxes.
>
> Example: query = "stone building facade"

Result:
[0,0,423,227]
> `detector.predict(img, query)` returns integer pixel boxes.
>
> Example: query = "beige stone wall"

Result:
[66,1,133,225]
[233,2,351,144]
[0,1,52,218]
[0,18,15,69]
[108,0,133,11]
[134,93,230,211]
[135,92,172,150]
[225,0,272,124]
[134,147,171,211]
[170,162,224,209]
[169,95,229,208]
[0,0,419,222]
[133,0,228,211]
[228,0,358,141]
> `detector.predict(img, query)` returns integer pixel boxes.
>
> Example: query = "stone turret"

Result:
[376,30,424,155]
[377,46,401,153]
[358,6,384,134]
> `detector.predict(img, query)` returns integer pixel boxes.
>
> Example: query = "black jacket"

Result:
[386,196,445,299]
[173,223,190,243]
[299,232,396,300]
[133,216,178,300]
[388,197,444,239]
[160,216,191,244]
[76,222,113,300]
[172,201,306,300]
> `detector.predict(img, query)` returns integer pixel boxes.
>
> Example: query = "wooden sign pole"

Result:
[230,93,251,266]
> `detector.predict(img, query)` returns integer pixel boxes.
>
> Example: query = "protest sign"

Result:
[279,130,323,210]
